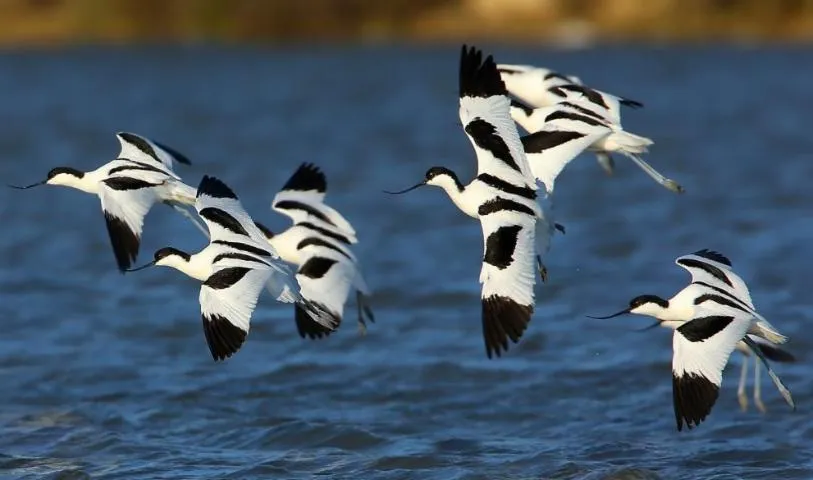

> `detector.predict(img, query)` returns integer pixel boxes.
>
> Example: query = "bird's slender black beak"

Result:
[635,320,663,332]
[8,180,46,190]
[125,261,156,272]
[383,181,426,195]
[587,307,632,319]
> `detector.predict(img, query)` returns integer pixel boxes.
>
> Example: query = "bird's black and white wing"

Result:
[675,249,785,344]
[459,46,537,190]
[497,64,582,107]
[671,308,751,431]
[98,175,164,271]
[271,163,357,243]
[293,248,356,339]
[478,204,537,358]
[116,132,191,173]
[518,105,614,193]
[199,256,274,361]
[547,84,642,125]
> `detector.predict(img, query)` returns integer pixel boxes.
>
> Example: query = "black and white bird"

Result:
[126,175,338,361]
[498,63,644,176]
[10,132,207,271]
[511,98,683,194]
[590,249,795,430]
[254,162,374,339]
[386,45,540,358]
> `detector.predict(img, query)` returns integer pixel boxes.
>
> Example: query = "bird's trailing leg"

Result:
[625,153,685,194]
[738,356,749,412]
[754,360,766,413]
[595,152,615,176]
[356,290,375,336]
[743,337,795,411]
[168,203,209,238]
[536,255,547,283]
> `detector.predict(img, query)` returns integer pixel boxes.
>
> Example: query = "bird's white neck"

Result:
[431,178,479,218]
[158,253,212,282]
[47,170,100,194]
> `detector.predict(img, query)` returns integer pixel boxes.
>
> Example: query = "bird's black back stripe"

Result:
[477,174,536,200]
[558,102,607,121]
[198,175,238,200]
[549,86,567,98]
[201,313,246,361]
[298,257,337,279]
[544,72,572,82]
[522,130,587,154]
[677,315,735,342]
[300,222,351,245]
[152,139,192,165]
[281,163,326,193]
[212,252,271,267]
[199,207,248,236]
[465,119,520,172]
[545,109,606,128]
[693,282,752,312]
[204,267,251,290]
[459,45,506,99]
[672,372,719,431]
[104,176,162,191]
[275,200,335,227]
[678,258,733,287]
[558,84,609,110]
[483,225,521,269]
[108,163,167,176]
[297,237,352,260]
[212,240,272,257]
[692,249,732,267]
[510,98,534,117]
[694,294,749,314]
[481,294,531,359]
[478,197,536,217]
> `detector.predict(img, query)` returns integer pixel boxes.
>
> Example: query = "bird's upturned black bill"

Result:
[383,181,426,195]
[586,308,632,319]
[8,180,46,189]
[125,261,156,272]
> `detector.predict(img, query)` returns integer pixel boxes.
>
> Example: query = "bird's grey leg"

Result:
[355,290,367,336]
[169,203,209,238]
[595,152,615,176]
[754,360,766,413]
[626,153,684,194]
[738,356,749,412]
[743,337,795,411]
[536,255,547,283]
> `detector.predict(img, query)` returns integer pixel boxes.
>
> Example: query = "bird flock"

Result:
[11,45,795,433]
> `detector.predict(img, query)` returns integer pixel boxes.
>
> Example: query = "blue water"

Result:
[0,45,811,479]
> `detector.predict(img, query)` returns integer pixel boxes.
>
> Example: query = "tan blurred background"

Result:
[2,0,813,46]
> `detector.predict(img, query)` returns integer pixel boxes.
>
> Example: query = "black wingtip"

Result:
[482,295,532,359]
[693,249,732,267]
[282,163,327,193]
[152,139,193,165]
[756,343,796,363]
[103,212,140,272]
[198,175,238,200]
[202,314,248,361]
[672,373,719,432]
[620,98,644,109]
[294,302,339,340]
[459,44,506,99]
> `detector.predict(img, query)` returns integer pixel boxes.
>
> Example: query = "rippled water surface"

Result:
[0,45,812,479]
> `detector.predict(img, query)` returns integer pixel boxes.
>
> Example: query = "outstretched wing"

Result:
[199,262,273,361]
[116,132,191,174]
[459,45,536,190]
[478,198,537,358]
[548,84,642,125]
[98,176,162,271]
[672,309,750,431]
[675,250,753,307]
[195,175,276,246]
[519,107,613,193]
[271,162,357,241]
[497,64,582,108]
[293,248,356,339]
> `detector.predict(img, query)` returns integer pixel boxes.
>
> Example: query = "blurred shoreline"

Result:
[3,0,813,48]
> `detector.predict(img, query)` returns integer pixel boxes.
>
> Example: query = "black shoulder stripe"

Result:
[298,257,337,279]
[677,315,735,342]
[108,163,167,176]
[510,97,534,117]
[199,207,249,236]
[465,119,520,172]
[559,84,609,110]
[104,176,162,191]
[204,267,251,290]
[459,45,506,99]
[522,130,586,154]
[548,86,567,98]
[274,200,335,226]
[477,174,536,200]
[297,237,352,260]
[299,222,352,245]
[694,294,749,314]
[543,72,571,82]
[478,197,536,217]
[483,225,521,269]
[212,239,272,257]
[212,252,270,267]
[545,109,606,128]
[692,249,732,267]
[692,282,751,311]
[558,102,606,121]
[678,258,733,287]
[281,163,326,193]
[198,175,238,200]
